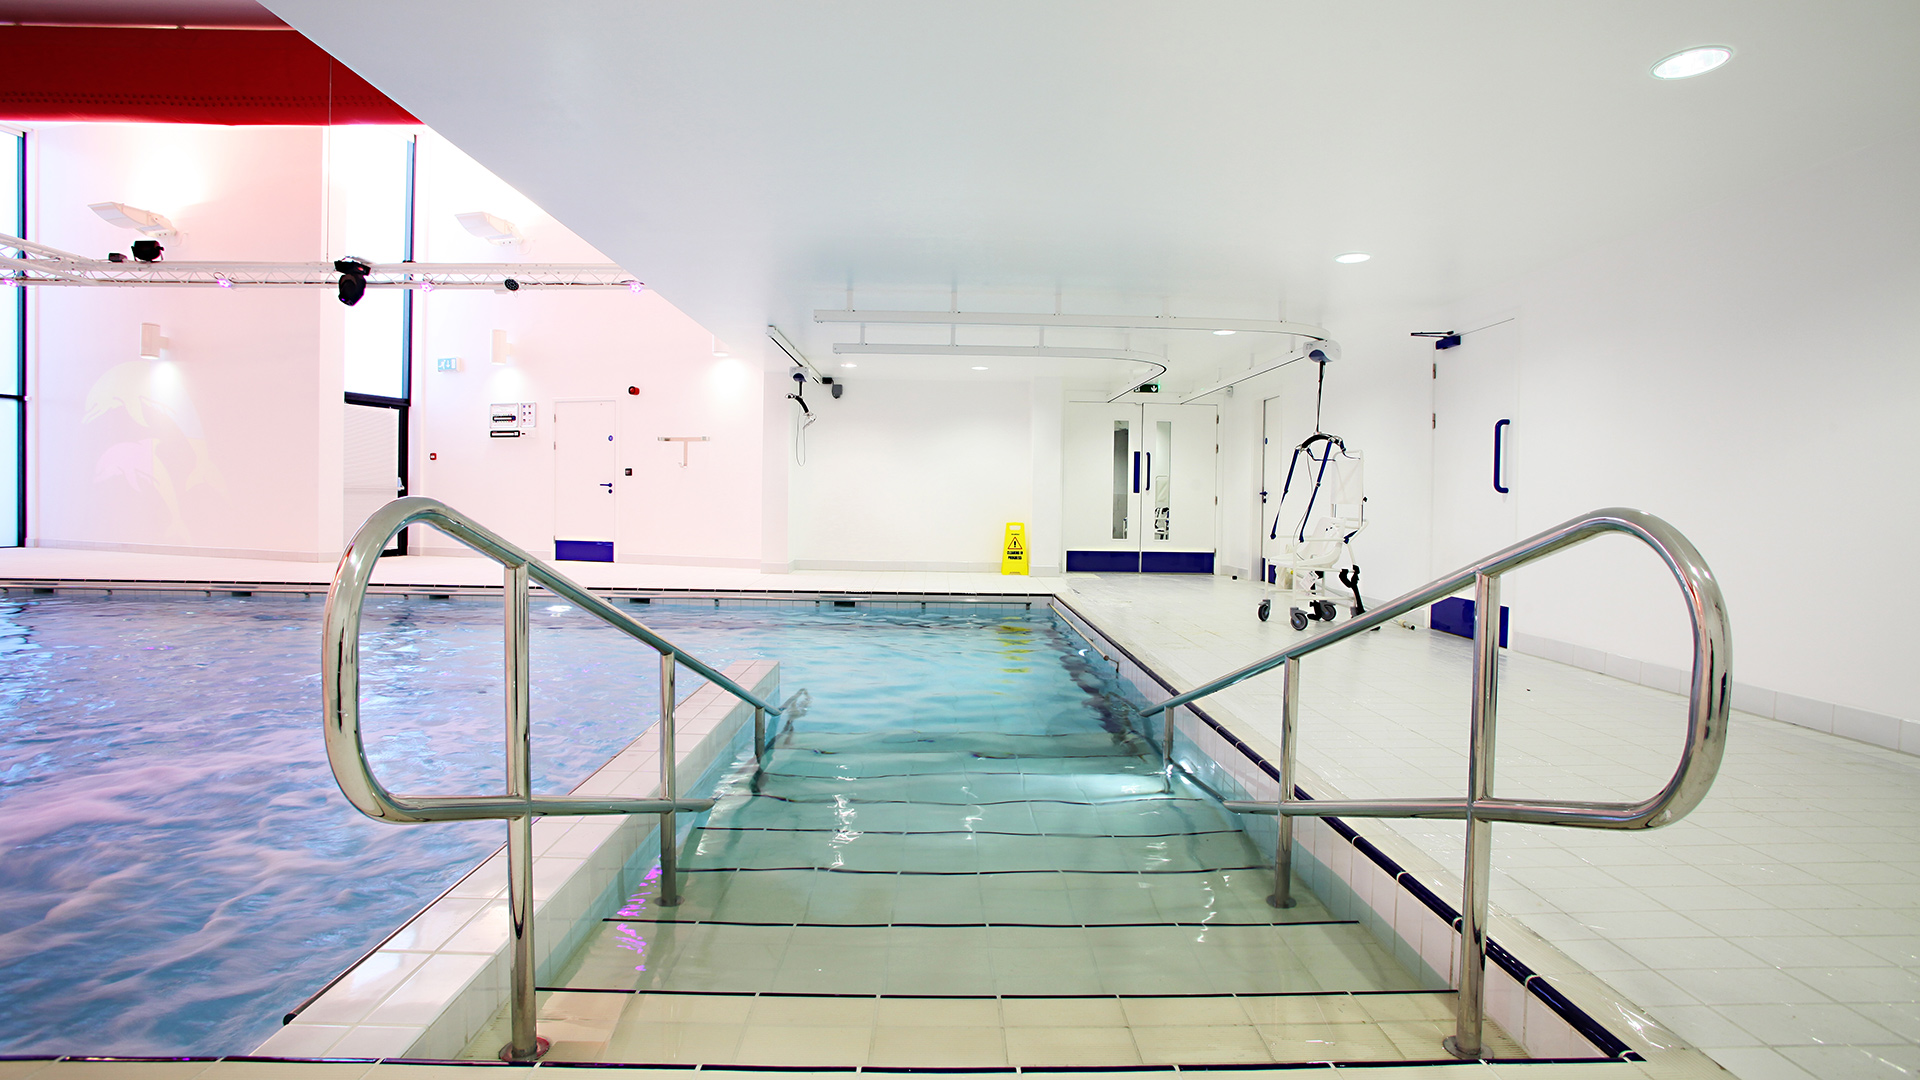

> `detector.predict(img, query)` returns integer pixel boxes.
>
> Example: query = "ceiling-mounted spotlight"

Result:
[334,257,371,306]
[503,278,521,292]
[626,280,645,294]
[1651,45,1733,80]
[1334,252,1371,264]
[90,202,175,237]
[130,240,164,263]
[456,211,521,245]
[1213,329,1236,336]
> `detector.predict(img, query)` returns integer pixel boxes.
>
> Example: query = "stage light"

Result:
[334,257,371,307]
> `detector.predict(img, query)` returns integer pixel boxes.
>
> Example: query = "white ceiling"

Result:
[263,1,1920,392]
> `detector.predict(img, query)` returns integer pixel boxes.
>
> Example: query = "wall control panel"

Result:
[489,402,537,438]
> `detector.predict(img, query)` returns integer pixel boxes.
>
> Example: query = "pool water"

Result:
[0,592,1102,1057]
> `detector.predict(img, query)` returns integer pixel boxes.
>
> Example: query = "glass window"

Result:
[1,126,23,547]
[342,288,405,398]
[1152,420,1172,540]
[0,403,16,546]
[1110,421,1130,540]
[332,127,414,399]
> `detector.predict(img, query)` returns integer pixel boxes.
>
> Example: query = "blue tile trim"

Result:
[1066,550,1140,572]
[1139,550,1215,574]
[554,539,614,562]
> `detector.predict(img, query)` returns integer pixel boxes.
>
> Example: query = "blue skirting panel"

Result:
[555,539,614,563]
[1066,550,1215,574]
[1141,551,1215,574]
[1066,550,1141,573]
[1430,595,1509,647]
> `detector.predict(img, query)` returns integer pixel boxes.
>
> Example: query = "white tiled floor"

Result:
[1063,572,1920,1080]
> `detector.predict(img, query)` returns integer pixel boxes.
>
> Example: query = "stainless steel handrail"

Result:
[1140,507,1731,1060]
[323,497,783,1061]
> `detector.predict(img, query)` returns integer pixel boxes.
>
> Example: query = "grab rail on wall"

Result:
[322,497,784,1062]
[1141,507,1730,1061]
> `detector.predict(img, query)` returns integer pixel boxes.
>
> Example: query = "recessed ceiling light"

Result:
[1651,45,1733,80]
[1334,252,1371,264]
[971,365,989,371]
[840,361,856,368]
[1213,329,1236,336]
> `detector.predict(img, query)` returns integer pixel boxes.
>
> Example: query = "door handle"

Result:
[1493,419,1511,494]
[1132,451,1140,494]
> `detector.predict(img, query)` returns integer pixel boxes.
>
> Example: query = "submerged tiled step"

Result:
[742,768,1182,804]
[610,863,1329,926]
[683,822,1262,874]
[461,990,1522,1066]
[707,791,1239,835]
[556,918,1438,997]
[776,730,1153,757]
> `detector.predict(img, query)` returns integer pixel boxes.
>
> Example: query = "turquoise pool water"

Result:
[0,593,1119,1056]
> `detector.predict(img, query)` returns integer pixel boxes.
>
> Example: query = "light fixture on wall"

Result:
[90,202,175,238]
[713,335,729,358]
[1213,329,1236,336]
[139,322,167,360]
[457,212,521,245]
[1651,45,1733,80]
[1334,252,1371,264]
[491,329,513,365]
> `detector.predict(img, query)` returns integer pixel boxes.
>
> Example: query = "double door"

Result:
[1064,402,1217,572]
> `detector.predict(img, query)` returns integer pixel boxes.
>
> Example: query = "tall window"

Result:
[334,129,417,552]
[0,126,24,547]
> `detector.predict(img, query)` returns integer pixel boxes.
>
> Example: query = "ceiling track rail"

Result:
[0,233,638,289]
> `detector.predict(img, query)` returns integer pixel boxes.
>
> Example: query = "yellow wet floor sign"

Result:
[1001,522,1029,575]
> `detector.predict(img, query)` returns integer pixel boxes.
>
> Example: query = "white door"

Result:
[554,399,617,561]
[1139,403,1217,571]
[1063,403,1143,569]
[1430,320,1521,638]
[1431,320,1521,575]
[1064,402,1217,572]
[1258,395,1292,584]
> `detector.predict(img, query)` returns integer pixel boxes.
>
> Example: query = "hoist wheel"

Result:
[1258,599,1272,622]
[1290,608,1309,631]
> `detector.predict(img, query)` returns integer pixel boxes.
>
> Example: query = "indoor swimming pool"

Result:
[0,591,1106,1058]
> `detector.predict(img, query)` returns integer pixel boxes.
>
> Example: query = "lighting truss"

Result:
[0,234,640,291]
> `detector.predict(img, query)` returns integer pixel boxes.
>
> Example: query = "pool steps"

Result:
[1050,599,1651,1063]
[255,659,779,1060]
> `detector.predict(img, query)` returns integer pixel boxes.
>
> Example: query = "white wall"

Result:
[409,289,764,565]
[786,378,1037,573]
[27,124,341,561]
[1376,127,1920,726]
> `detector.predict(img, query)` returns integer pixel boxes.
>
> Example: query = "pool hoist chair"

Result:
[1260,433,1368,630]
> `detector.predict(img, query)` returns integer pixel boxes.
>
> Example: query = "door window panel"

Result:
[1110,421,1131,539]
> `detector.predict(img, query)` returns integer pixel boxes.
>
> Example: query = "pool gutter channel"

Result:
[257,660,780,1061]
[1048,596,1666,1065]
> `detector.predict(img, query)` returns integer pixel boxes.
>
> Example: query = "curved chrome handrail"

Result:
[1139,507,1731,1059]
[323,496,779,825]
[322,496,782,1060]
